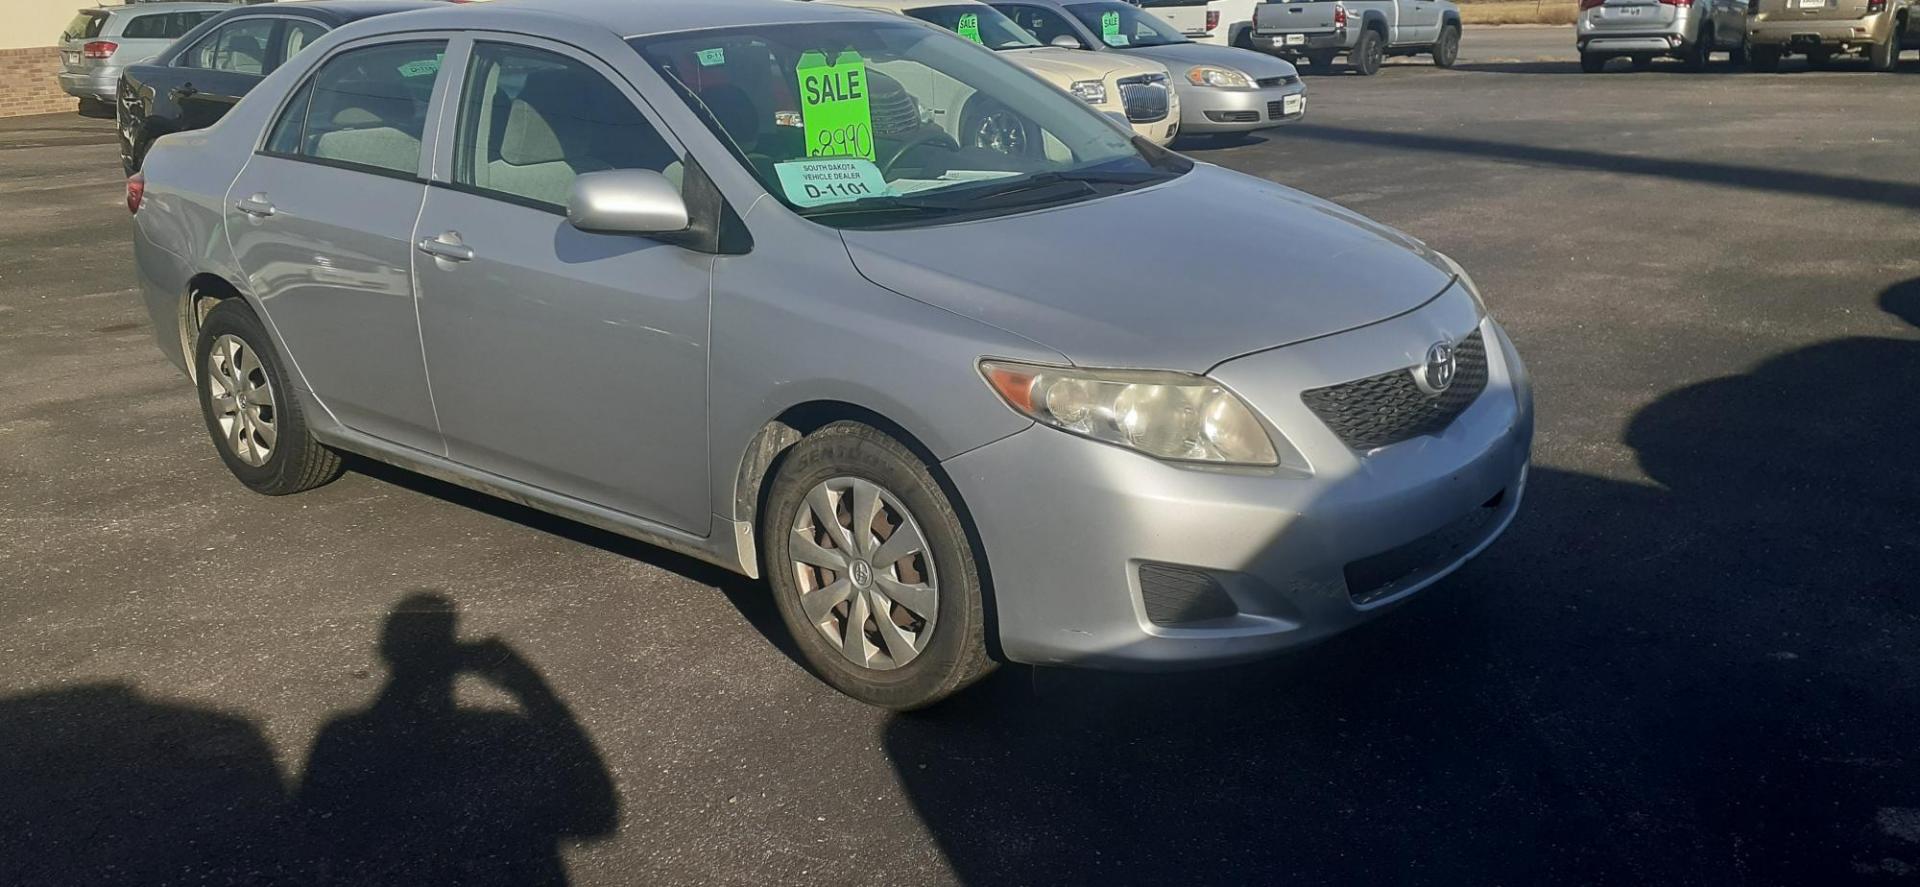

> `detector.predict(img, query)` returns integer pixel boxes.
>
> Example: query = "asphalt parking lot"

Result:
[2,25,1917,886]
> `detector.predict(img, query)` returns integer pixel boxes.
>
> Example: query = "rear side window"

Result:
[451,43,680,211]
[122,12,218,40]
[279,20,327,65]
[187,18,277,75]
[264,40,447,177]
[61,12,106,42]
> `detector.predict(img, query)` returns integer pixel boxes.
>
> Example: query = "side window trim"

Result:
[254,32,464,185]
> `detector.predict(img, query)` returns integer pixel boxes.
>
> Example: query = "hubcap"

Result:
[789,476,939,671]
[205,334,277,467]
[971,111,1030,157]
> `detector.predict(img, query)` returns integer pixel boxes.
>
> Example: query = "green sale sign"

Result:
[794,50,875,161]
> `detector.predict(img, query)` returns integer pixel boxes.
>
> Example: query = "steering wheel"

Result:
[875,127,962,179]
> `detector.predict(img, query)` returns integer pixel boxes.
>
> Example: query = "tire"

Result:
[763,422,994,710]
[1306,49,1338,73]
[1580,51,1608,73]
[1352,28,1385,75]
[194,299,344,496]
[1749,45,1782,72]
[1433,24,1460,68]
[1868,21,1899,71]
[1681,26,1713,72]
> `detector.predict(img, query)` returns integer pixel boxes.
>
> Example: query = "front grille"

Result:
[1255,75,1301,88]
[1300,330,1489,450]
[1138,563,1238,625]
[1118,75,1171,123]
[1345,490,1506,605]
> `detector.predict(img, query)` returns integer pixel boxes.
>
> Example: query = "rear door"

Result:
[225,37,453,452]
[411,36,713,530]
[1402,0,1444,43]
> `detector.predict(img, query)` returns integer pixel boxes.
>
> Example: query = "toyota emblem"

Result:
[1416,340,1457,395]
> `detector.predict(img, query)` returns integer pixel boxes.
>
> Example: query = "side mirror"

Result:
[1050,34,1083,49]
[566,169,689,235]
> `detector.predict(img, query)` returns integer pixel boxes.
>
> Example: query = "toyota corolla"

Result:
[129,0,1532,709]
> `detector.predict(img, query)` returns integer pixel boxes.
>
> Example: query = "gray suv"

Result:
[129,0,1532,708]
[57,2,236,109]
[1576,0,1752,72]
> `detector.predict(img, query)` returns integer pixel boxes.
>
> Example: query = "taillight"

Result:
[82,41,117,60]
[1867,0,1885,11]
[1334,4,1348,27]
[1206,10,1220,31]
[126,173,144,214]
[1580,0,1606,8]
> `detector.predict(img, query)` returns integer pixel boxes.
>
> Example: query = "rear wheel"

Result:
[1867,21,1899,71]
[1580,51,1609,73]
[1748,45,1783,72]
[1352,28,1386,75]
[1681,26,1714,72]
[764,422,994,710]
[1432,24,1461,68]
[194,300,344,496]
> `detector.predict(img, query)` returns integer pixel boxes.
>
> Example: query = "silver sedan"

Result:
[129,0,1530,709]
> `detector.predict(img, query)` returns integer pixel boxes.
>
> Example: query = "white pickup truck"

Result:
[1249,0,1463,75]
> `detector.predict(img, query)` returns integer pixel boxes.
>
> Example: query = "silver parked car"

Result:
[57,2,237,108]
[130,0,1532,709]
[1576,0,1752,72]
[993,0,1307,136]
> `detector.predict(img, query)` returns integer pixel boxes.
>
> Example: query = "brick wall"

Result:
[0,47,72,118]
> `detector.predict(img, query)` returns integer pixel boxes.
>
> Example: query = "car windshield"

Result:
[631,21,1188,230]
[1065,1,1189,48]
[902,5,1042,50]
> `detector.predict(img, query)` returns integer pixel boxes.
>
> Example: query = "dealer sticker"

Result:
[774,157,893,208]
[1101,10,1128,46]
[795,49,875,161]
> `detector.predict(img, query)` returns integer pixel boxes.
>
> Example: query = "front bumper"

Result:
[944,287,1534,669]
[1179,82,1307,133]
[1748,15,1895,49]
[57,67,120,101]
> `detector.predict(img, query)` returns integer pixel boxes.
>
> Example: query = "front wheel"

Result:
[1351,29,1385,76]
[764,422,994,710]
[1867,23,1899,71]
[195,300,344,496]
[1433,24,1461,68]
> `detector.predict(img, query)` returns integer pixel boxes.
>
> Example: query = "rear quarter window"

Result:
[61,12,107,42]
[121,11,219,40]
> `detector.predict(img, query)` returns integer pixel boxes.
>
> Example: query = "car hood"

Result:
[840,164,1456,373]
[1120,42,1300,80]
[999,46,1166,86]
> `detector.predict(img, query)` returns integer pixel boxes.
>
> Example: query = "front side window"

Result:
[123,12,218,41]
[632,22,1184,230]
[1063,2,1189,48]
[901,5,1042,50]
[188,19,277,75]
[264,40,447,177]
[451,43,681,211]
[991,4,1087,48]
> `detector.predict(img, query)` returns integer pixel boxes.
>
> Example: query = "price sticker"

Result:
[774,158,893,208]
[958,12,983,43]
[795,49,875,161]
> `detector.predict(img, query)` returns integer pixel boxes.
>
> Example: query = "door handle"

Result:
[235,193,275,218]
[416,233,474,263]
[170,83,197,102]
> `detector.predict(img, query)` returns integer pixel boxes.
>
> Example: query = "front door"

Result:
[225,38,450,452]
[411,38,712,532]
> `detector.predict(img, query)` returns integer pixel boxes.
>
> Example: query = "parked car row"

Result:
[126,0,1531,708]
[102,0,1308,175]
[1575,0,1917,73]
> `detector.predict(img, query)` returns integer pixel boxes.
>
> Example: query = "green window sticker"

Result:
[696,47,725,67]
[774,157,892,208]
[957,12,982,43]
[397,55,440,78]
[795,50,874,161]
[1100,10,1128,46]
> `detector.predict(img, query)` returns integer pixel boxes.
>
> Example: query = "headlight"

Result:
[1186,66,1253,89]
[979,360,1280,466]
[1068,79,1108,104]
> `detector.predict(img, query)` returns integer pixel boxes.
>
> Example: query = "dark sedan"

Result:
[115,0,436,175]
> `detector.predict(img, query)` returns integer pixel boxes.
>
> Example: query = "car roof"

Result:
[90,2,246,15]
[200,0,442,26]
[813,0,992,13]
[359,0,911,40]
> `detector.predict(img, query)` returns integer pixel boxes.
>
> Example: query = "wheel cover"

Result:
[205,333,277,467]
[789,476,939,671]
[970,111,1030,157]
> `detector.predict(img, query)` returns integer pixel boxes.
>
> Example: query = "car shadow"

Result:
[880,277,1920,883]
[0,593,622,887]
